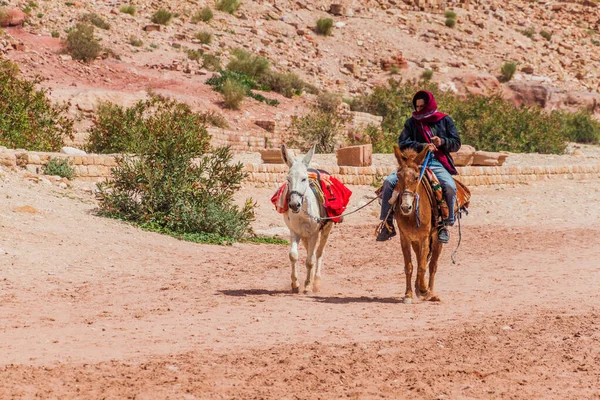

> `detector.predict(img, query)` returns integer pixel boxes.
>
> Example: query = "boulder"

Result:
[336,144,372,167]
[61,146,87,156]
[472,151,508,166]
[0,8,27,27]
[451,145,476,166]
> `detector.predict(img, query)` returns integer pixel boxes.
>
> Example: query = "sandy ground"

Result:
[1,167,600,399]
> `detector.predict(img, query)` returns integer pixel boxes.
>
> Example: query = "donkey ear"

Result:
[281,144,294,168]
[414,145,430,166]
[302,144,316,167]
[393,145,405,167]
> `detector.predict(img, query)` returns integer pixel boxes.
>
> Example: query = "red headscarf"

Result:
[411,91,456,174]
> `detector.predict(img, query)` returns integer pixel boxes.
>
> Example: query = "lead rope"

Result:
[450,207,466,264]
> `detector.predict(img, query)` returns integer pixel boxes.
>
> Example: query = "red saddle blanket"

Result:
[271,169,352,223]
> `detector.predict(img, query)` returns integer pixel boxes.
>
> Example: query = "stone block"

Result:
[472,151,508,166]
[260,148,296,164]
[0,152,16,167]
[336,144,372,167]
[255,120,276,133]
[450,145,475,166]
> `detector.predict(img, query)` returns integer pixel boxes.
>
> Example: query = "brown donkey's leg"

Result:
[427,241,442,302]
[400,236,414,304]
[414,240,430,298]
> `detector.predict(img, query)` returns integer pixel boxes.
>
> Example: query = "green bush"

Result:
[500,61,517,81]
[289,109,344,153]
[316,92,342,113]
[206,70,279,106]
[151,9,172,25]
[520,27,535,39]
[540,30,552,41]
[119,5,136,16]
[226,48,270,77]
[129,36,143,47]
[195,31,212,44]
[43,158,74,179]
[51,30,60,38]
[192,6,213,22]
[260,71,304,98]
[316,18,333,36]
[201,53,221,71]
[222,78,245,109]
[64,23,101,62]
[198,110,228,128]
[445,17,456,28]
[0,58,74,151]
[444,10,457,19]
[94,95,253,243]
[422,69,434,81]
[81,12,110,30]
[348,78,570,154]
[556,110,600,144]
[186,48,202,62]
[216,0,240,14]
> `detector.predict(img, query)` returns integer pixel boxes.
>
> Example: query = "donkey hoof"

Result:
[291,286,300,294]
[403,297,413,305]
[428,295,441,302]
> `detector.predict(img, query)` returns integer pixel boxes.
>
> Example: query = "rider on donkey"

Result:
[376,90,462,243]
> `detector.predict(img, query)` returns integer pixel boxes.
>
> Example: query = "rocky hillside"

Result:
[1,0,600,149]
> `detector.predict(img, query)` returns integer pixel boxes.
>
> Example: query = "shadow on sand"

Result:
[219,289,403,304]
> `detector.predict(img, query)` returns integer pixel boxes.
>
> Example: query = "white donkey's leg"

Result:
[289,231,301,293]
[313,222,333,293]
[303,234,319,294]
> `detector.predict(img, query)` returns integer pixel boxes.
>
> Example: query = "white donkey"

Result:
[281,144,334,294]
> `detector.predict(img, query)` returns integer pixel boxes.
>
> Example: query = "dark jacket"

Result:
[398,115,461,175]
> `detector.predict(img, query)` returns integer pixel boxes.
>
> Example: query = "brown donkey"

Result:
[390,146,442,304]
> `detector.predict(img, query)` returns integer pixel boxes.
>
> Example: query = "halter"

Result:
[287,188,307,213]
[394,151,432,228]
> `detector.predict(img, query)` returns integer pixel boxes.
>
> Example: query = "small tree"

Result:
[500,61,517,81]
[316,18,333,36]
[95,95,254,243]
[289,108,344,153]
[64,23,101,62]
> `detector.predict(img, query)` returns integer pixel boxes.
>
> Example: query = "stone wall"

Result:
[2,148,599,186]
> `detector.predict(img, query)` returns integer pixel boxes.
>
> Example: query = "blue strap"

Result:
[418,151,432,182]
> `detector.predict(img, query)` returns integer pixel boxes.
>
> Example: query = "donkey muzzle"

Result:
[400,191,415,215]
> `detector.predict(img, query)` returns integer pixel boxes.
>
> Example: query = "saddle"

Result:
[422,169,470,227]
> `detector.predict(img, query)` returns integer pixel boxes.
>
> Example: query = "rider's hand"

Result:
[431,136,443,147]
[425,143,437,152]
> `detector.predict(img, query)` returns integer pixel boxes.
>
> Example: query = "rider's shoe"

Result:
[376,222,396,242]
[438,225,450,244]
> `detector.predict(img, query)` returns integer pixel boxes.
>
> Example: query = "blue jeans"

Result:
[380,159,457,225]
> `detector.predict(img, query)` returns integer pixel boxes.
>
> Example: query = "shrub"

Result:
[226,48,270,77]
[81,12,110,30]
[129,36,143,47]
[206,70,279,106]
[216,0,240,14]
[192,6,213,22]
[445,17,456,28]
[556,110,600,144]
[119,5,136,16]
[500,61,517,81]
[64,23,101,62]
[94,95,254,243]
[444,10,457,19]
[421,69,434,81]
[260,71,304,98]
[195,31,212,44]
[43,158,74,179]
[198,110,228,128]
[151,9,172,25]
[222,78,245,109]
[540,30,552,41]
[51,30,60,38]
[289,109,344,153]
[201,53,221,71]
[0,59,74,151]
[520,27,535,39]
[316,92,342,113]
[316,18,333,36]
[186,49,203,62]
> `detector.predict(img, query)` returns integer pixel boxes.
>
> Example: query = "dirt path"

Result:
[0,172,599,399]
